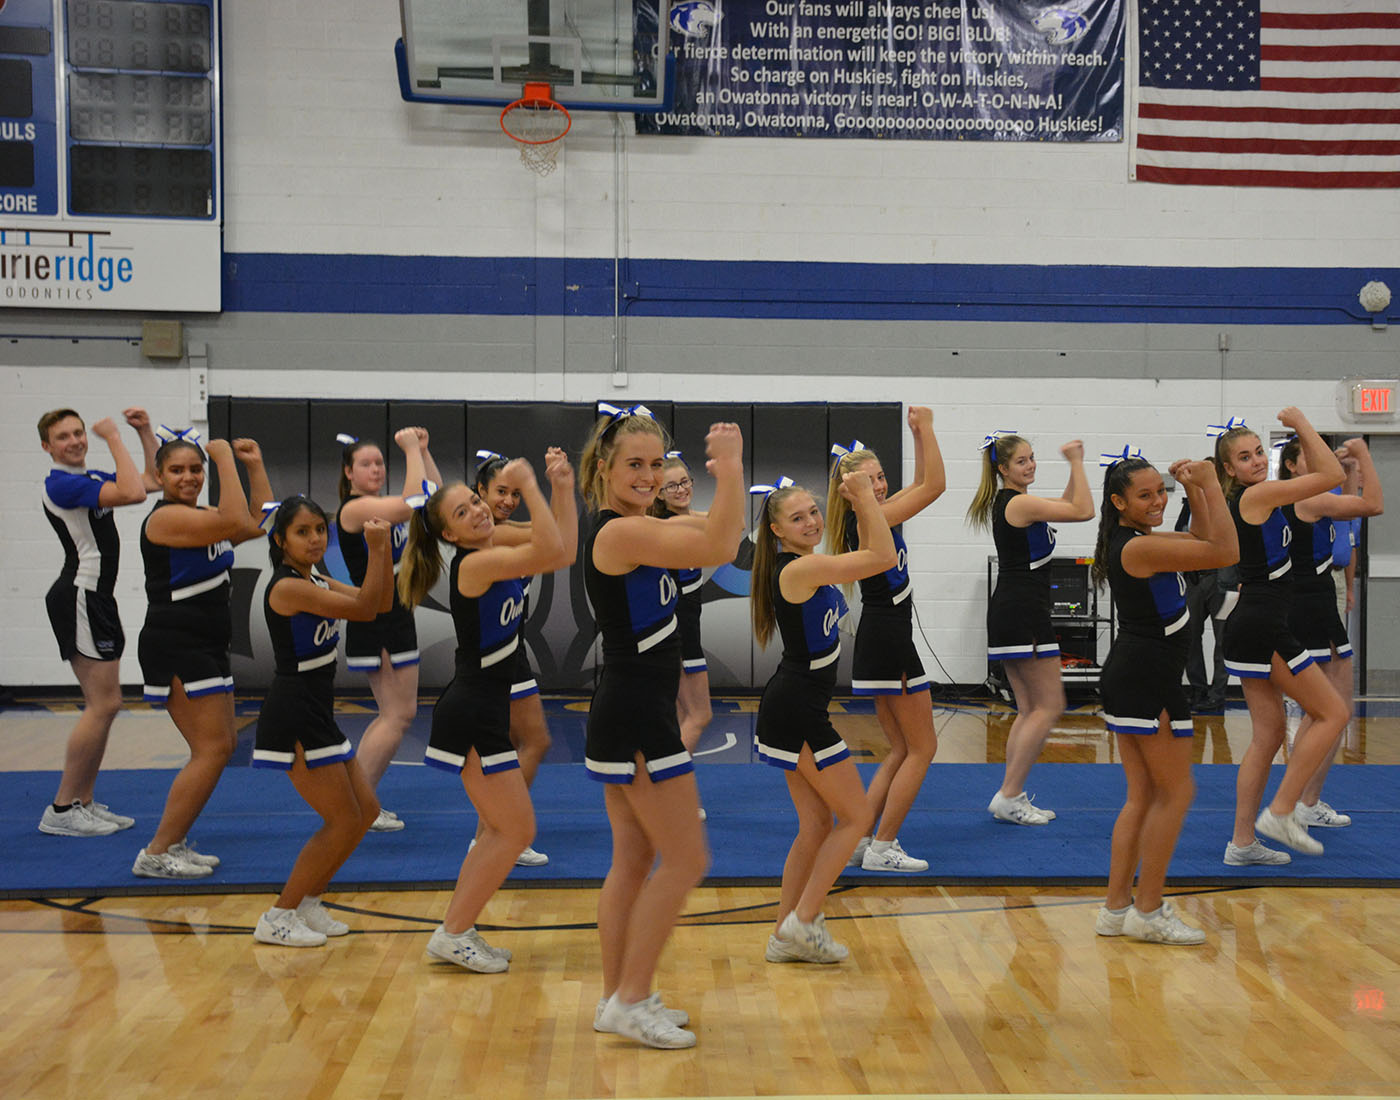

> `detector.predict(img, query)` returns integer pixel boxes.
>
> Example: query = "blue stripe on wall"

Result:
[222,254,1398,325]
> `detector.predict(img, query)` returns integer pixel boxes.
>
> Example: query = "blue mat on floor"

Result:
[3,762,1397,898]
[5,761,1394,895]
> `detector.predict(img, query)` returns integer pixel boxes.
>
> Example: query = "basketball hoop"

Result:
[500,83,572,176]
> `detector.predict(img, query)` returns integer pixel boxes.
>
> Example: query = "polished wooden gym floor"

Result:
[2,696,1398,1099]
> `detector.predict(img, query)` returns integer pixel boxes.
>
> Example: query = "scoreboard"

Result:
[0,0,221,311]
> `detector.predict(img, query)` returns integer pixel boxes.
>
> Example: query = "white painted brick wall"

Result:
[220,6,1400,267]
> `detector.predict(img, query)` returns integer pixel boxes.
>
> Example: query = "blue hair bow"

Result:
[597,401,654,421]
[335,432,359,446]
[1206,417,1247,438]
[156,425,203,446]
[979,429,1017,463]
[749,476,795,499]
[829,439,867,461]
[665,450,683,460]
[475,449,504,462]
[404,479,440,512]
[258,500,280,533]
[1100,445,1144,468]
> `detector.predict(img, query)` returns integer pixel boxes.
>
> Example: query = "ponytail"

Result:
[822,447,877,559]
[967,434,1027,531]
[1212,427,1256,500]
[750,485,807,649]
[396,482,458,609]
[1091,457,1154,590]
[578,411,670,513]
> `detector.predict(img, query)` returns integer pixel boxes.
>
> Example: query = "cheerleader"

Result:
[335,427,441,832]
[967,433,1094,824]
[581,406,745,1050]
[397,456,565,972]
[826,406,945,871]
[134,432,271,878]
[36,406,157,838]
[754,472,893,962]
[1214,410,1348,862]
[1092,453,1238,944]
[468,447,578,866]
[251,499,393,947]
[649,452,713,754]
[1277,435,1382,830]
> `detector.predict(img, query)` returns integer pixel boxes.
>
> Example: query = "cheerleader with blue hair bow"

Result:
[967,429,1095,826]
[824,406,945,872]
[579,404,747,1050]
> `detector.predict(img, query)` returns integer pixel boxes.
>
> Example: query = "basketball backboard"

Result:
[396,0,671,112]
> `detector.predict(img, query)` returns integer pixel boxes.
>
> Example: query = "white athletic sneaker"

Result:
[425,925,509,973]
[38,802,118,837]
[764,933,809,963]
[775,911,849,964]
[1255,807,1323,855]
[861,839,929,872]
[1224,840,1292,866]
[469,836,550,867]
[254,907,327,948]
[846,836,871,868]
[594,992,689,1032]
[1095,905,1130,936]
[1296,800,1352,828]
[132,847,213,878]
[369,808,405,832]
[1123,900,1206,945]
[168,838,221,867]
[87,802,135,830]
[596,994,696,1049]
[296,897,349,937]
[988,791,1055,825]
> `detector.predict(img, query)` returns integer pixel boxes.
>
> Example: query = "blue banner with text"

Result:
[636,0,1123,140]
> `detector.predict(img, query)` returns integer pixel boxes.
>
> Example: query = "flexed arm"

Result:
[122,407,161,492]
[544,446,579,570]
[882,405,945,525]
[233,439,273,529]
[91,417,147,506]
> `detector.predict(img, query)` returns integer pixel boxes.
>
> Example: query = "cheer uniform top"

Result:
[1099,525,1193,737]
[424,547,524,775]
[252,565,353,770]
[335,498,419,670]
[506,577,541,698]
[987,488,1059,660]
[1284,504,1351,662]
[843,516,928,694]
[656,507,706,673]
[675,562,707,674]
[138,499,235,703]
[42,464,124,661]
[755,552,853,770]
[1221,493,1311,678]
[583,509,689,784]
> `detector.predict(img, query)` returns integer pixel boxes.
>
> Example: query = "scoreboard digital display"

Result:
[0,0,221,311]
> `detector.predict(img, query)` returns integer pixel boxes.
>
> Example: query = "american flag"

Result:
[1134,0,1400,187]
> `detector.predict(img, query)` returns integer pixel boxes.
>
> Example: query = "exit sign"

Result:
[1351,381,1397,416]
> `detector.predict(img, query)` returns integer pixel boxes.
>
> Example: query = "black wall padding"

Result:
[216,397,900,692]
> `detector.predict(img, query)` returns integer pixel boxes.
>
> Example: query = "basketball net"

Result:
[500,83,572,176]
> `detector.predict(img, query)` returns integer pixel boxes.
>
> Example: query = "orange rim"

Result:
[500,83,572,145]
